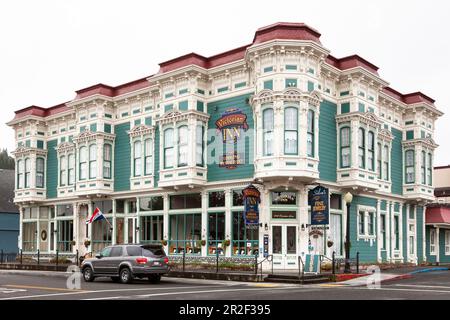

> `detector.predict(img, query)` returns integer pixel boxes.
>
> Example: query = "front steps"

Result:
[264,273,333,285]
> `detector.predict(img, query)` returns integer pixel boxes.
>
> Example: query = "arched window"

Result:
[24,158,31,188]
[368,131,374,171]
[358,128,365,169]
[164,128,174,169]
[89,144,97,179]
[79,146,87,180]
[104,144,112,179]
[144,139,152,175]
[405,150,415,184]
[196,125,204,167]
[133,141,141,177]
[68,154,75,185]
[263,108,274,156]
[60,156,67,186]
[284,107,298,155]
[17,160,24,189]
[383,145,389,181]
[340,127,350,168]
[307,110,315,157]
[178,126,188,167]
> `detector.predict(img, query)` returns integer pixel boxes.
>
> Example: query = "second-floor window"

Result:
[89,144,97,179]
[383,145,389,181]
[368,131,374,171]
[104,144,112,179]
[68,154,75,185]
[60,156,67,186]
[421,151,426,185]
[427,153,433,186]
[377,143,382,179]
[307,110,315,157]
[17,160,24,189]
[178,126,188,167]
[36,158,45,188]
[133,141,142,177]
[144,139,153,175]
[164,128,174,169]
[340,127,350,168]
[263,108,274,156]
[358,128,365,169]
[284,107,298,155]
[79,147,87,180]
[405,150,415,184]
[196,125,204,167]
[25,158,31,188]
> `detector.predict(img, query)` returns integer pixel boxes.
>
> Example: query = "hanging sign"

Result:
[242,184,261,228]
[308,186,330,225]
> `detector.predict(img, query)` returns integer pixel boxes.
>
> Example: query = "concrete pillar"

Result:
[163,194,169,253]
[73,202,78,253]
[201,191,208,257]
[399,204,404,261]
[436,227,440,266]
[377,200,382,263]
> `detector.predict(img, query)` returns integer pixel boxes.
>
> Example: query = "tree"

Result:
[0,149,15,170]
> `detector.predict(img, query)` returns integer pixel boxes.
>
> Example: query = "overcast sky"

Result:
[0,0,448,165]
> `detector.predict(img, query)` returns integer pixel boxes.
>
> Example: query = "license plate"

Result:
[153,262,161,266]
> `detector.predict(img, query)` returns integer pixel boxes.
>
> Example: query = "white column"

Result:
[298,103,308,158]
[163,194,169,253]
[299,185,309,257]
[111,200,116,245]
[73,202,78,253]
[399,204,404,261]
[423,206,427,263]
[87,202,93,253]
[405,204,411,262]
[385,201,391,262]
[436,227,440,265]
[36,209,40,252]
[377,200,382,263]
[351,119,359,169]
[390,202,395,259]
[135,197,140,244]
[97,138,104,180]
[225,189,232,257]
[201,191,208,257]
[274,99,284,157]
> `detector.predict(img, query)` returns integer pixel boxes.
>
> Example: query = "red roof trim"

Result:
[382,87,435,105]
[326,54,379,75]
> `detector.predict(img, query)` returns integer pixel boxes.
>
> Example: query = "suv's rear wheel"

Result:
[82,267,95,282]
[148,274,161,284]
[119,267,133,284]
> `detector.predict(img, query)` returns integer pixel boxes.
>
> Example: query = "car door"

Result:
[108,246,124,275]
[92,247,112,274]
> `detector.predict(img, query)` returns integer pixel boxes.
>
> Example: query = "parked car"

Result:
[81,244,169,284]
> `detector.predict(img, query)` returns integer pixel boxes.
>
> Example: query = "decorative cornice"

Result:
[402,138,439,150]
[56,142,76,154]
[156,110,210,126]
[128,124,155,138]
[378,129,394,142]
[73,131,116,144]
[250,88,322,107]
[12,147,48,158]
[335,111,383,128]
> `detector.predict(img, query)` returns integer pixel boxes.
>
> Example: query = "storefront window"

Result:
[57,204,73,217]
[139,196,164,211]
[232,190,244,206]
[208,212,225,255]
[115,218,124,244]
[39,207,49,219]
[92,200,113,214]
[115,200,125,214]
[168,214,201,255]
[128,200,137,214]
[209,191,225,208]
[92,218,112,252]
[140,216,163,243]
[57,220,73,253]
[232,212,259,256]
[330,194,342,210]
[22,222,37,252]
[271,191,297,205]
[170,193,201,210]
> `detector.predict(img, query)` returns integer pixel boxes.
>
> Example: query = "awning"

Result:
[426,206,450,225]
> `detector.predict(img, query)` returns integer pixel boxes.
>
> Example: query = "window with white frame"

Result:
[178,125,188,167]
[164,128,174,169]
[358,207,376,239]
[430,229,436,255]
[36,158,45,188]
[368,212,375,235]
[340,127,350,168]
[89,144,97,179]
[368,131,375,171]
[427,153,432,186]
[284,107,298,155]
[421,151,426,185]
[196,125,204,167]
[104,144,112,179]
[358,211,365,235]
[144,139,152,175]
[307,110,315,157]
[380,214,386,249]
[394,215,400,250]
[263,108,274,156]
[133,141,142,177]
[79,146,87,180]
[405,150,415,184]
[445,231,450,255]
[383,145,389,181]
[60,155,67,186]
[358,128,365,169]
[68,154,75,185]
[24,158,31,188]
[17,159,24,189]
[377,143,382,179]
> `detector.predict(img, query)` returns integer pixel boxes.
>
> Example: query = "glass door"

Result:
[271,225,298,269]
[127,217,136,244]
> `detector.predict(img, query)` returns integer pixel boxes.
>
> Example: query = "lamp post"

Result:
[344,192,353,274]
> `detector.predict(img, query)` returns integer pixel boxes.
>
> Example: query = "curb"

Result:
[379,273,413,284]
[408,267,449,275]
[0,269,72,278]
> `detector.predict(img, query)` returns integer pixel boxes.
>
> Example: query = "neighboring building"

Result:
[0,169,19,253]
[425,166,450,264]
[6,23,444,268]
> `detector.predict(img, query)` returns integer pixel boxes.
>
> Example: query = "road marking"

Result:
[337,286,450,294]
[318,284,345,288]
[0,288,27,294]
[0,285,226,300]
[84,296,125,300]
[252,284,279,288]
[5,285,86,293]
[392,284,450,290]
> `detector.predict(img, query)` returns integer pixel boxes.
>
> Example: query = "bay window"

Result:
[17,160,24,189]
[79,146,87,180]
[24,158,31,188]
[307,110,315,157]
[133,141,142,177]
[144,139,152,175]
[104,144,112,179]
[68,154,75,185]
[178,126,188,167]
[164,128,174,169]
[263,108,274,156]
[340,127,350,168]
[89,144,97,179]
[421,151,426,184]
[358,128,365,169]
[405,150,415,184]
[284,107,298,155]
[36,158,45,188]
[427,153,432,186]
[383,145,389,181]
[368,131,374,171]
[377,143,382,179]
[196,125,204,166]
[60,156,67,186]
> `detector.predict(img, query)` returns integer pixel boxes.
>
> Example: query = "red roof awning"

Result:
[426,207,450,225]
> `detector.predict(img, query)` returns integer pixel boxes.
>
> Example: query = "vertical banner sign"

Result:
[308,186,330,225]
[242,184,261,229]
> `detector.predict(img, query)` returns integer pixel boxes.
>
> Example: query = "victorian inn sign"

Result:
[7,23,443,269]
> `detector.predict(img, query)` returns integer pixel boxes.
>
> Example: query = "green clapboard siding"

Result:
[391,128,403,195]
[154,126,160,187]
[207,93,254,182]
[416,206,424,263]
[114,122,131,191]
[318,100,337,182]
[350,196,378,263]
[46,140,58,198]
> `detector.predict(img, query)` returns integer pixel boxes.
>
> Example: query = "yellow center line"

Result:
[318,284,345,288]
[5,285,87,293]
[252,284,280,288]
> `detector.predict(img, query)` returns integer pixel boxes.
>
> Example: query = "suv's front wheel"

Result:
[119,267,133,284]
[82,266,95,282]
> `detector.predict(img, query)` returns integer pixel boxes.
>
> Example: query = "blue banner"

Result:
[309,186,329,225]
[243,185,261,227]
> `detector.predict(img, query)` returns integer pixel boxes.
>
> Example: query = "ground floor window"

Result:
[169,214,201,255]
[380,214,386,250]
[409,235,415,255]
[140,216,163,244]
[23,222,37,252]
[329,214,342,256]
[115,218,125,244]
[208,212,225,255]
[232,212,259,256]
[430,229,436,255]
[394,216,400,250]
[57,220,73,253]
[92,218,112,252]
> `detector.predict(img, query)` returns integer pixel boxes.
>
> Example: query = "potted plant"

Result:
[83,239,91,247]
[200,239,206,246]
[222,239,231,247]
[161,239,168,246]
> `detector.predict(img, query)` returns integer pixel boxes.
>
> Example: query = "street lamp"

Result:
[344,192,353,274]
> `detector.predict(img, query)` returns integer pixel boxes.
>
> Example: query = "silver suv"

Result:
[81,244,169,284]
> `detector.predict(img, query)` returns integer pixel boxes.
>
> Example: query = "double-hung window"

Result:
[36,158,45,188]
[368,131,374,171]
[307,110,315,157]
[164,128,174,169]
[358,211,365,235]
[196,125,204,166]
[368,212,375,236]
[60,156,67,186]
[340,127,350,168]
[445,231,450,255]
[427,153,432,186]
[383,145,389,181]
[17,160,24,189]
[394,216,400,250]
[430,229,436,255]
[405,150,415,184]
[104,144,112,179]
[421,151,426,185]
[24,158,31,188]
[358,128,365,169]
[89,144,97,179]
[377,143,382,179]
[284,107,298,155]
[133,141,142,177]
[263,108,274,156]
[68,154,75,185]
[178,126,188,167]
[144,139,152,175]
[79,146,87,180]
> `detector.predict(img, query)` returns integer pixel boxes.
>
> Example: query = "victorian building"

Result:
[7,23,444,269]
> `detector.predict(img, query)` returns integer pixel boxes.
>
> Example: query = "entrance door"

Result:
[272,225,298,269]
[127,218,137,244]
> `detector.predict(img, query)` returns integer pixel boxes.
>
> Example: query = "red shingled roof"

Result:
[382,87,435,106]
[326,54,379,75]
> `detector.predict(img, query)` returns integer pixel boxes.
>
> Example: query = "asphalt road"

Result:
[1,270,450,300]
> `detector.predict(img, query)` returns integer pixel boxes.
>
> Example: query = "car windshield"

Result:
[141,245,165,257]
